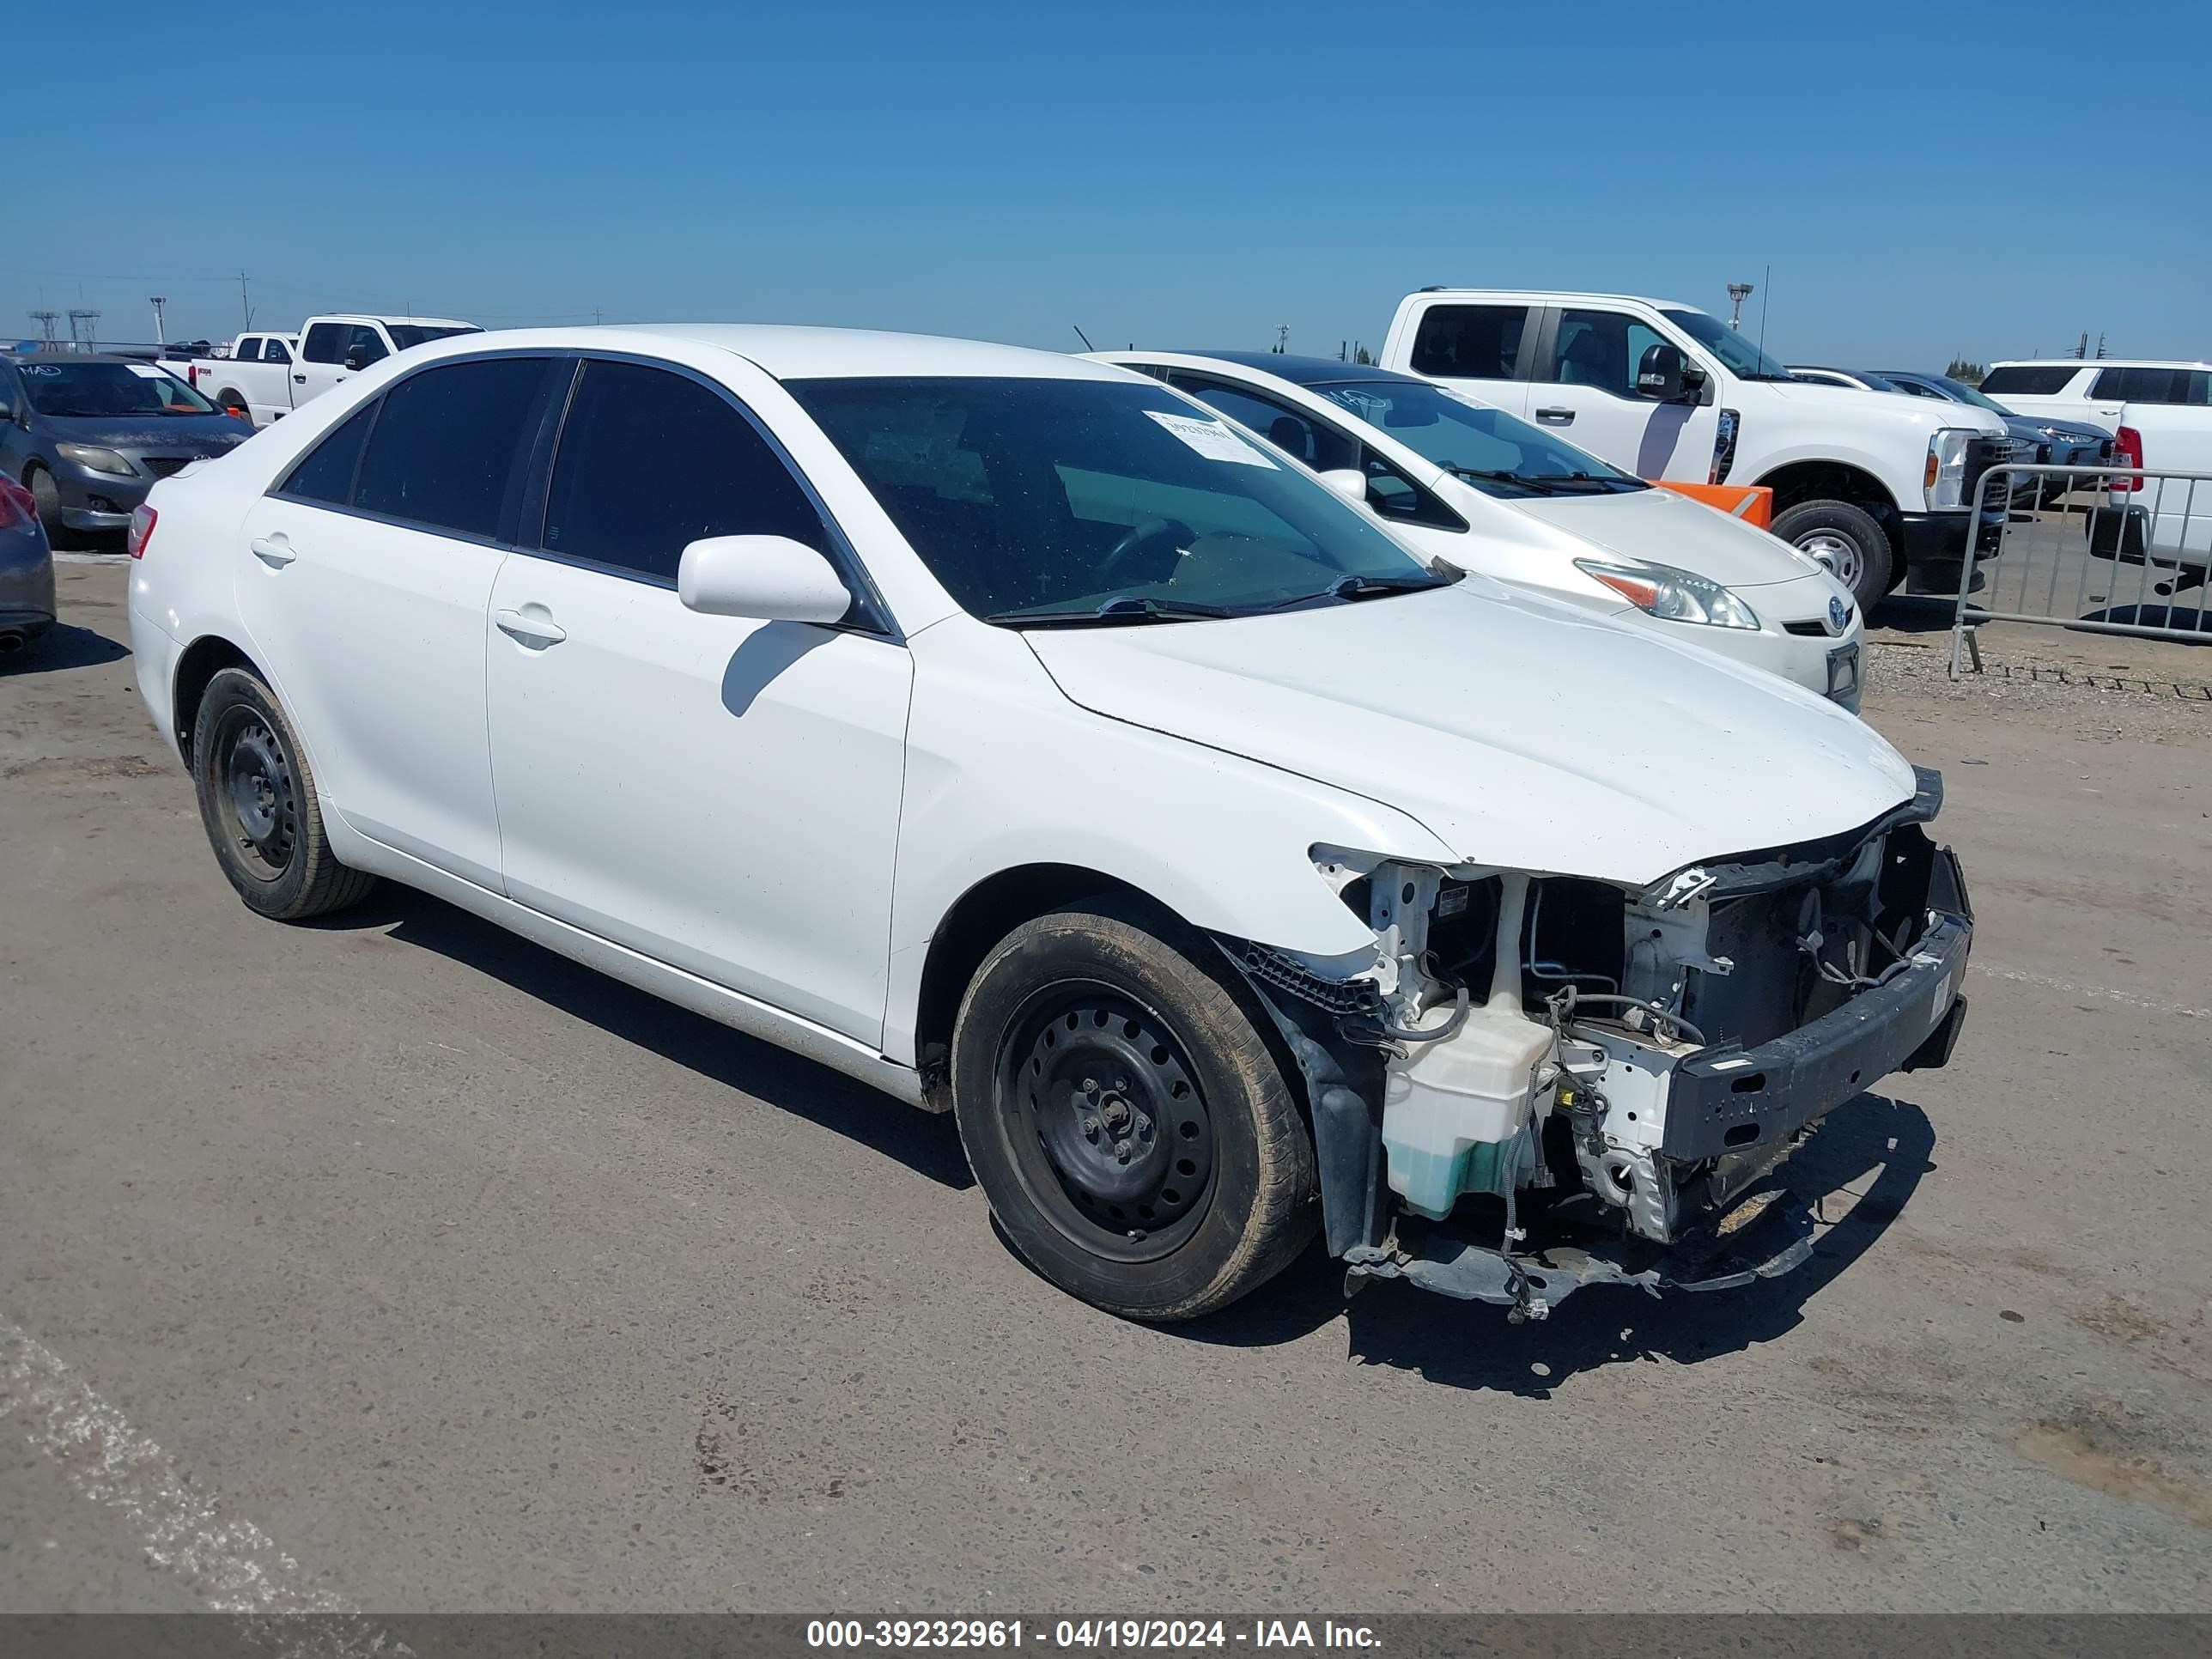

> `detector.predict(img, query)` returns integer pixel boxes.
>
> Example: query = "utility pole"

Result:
[238,270,254,330]
[1726,282,1754,330]
[2074,331,2088,360]
[1273,324,1288,356]
[2095,331,2107,359]
[149,296,169,342]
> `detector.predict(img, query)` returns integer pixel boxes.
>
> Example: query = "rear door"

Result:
[1396,301,1536,416]
[484,355,911,1045]
[1526,304,1719,481]
[234,355,562,888]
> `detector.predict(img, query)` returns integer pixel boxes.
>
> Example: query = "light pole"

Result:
[150,296,168,342]
[1726,283,1754,330]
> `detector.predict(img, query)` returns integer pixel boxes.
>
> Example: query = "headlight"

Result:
[1923,428,1977,508]
[57,442,138,477]
[1574,558,1761,629]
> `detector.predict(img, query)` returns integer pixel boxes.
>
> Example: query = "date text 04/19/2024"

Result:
[805,1620,1384,1650]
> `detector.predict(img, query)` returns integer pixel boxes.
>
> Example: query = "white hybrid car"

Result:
[1098,351,1864,709]
[126,326,1972,1322]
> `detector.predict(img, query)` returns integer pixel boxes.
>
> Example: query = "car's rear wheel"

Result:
[24,465,67,550]
[951,899,1316,1321]
[191,665,377,921]
[1773,498,1893,611]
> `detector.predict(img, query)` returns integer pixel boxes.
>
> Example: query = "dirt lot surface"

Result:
[4,562,2209,1614]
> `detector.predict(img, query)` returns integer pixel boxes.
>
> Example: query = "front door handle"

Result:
[294,374,307,383]
[1534,406,1576,425]
[249,536,295,568]
[495,607,567,647]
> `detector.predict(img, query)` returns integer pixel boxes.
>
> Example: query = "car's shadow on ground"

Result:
[322,887,975,1191]
[1173,1090,1936,1395]
[0,623,129,674]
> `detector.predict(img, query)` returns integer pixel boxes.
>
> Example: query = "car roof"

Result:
[1115,349,1427,388]
[1989,357,2212,370]
[0,353,151,368]
[1409,288,1698,311]
[388,324,1138,383]
[316,314,477,330]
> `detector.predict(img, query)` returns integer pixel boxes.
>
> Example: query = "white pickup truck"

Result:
[161,314,478,428]
[1380,289,2027,607]
[1978,359,2212,574]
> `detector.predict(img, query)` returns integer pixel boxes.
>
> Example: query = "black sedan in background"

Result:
[0,355,253,546]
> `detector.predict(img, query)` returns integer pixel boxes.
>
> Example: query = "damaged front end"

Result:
[1222,767,1972,1320]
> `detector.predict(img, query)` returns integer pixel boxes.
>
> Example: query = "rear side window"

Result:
[278,402,378,504]
[352,357,551,538]
[1408,304,1529,380]
[266,338,292,364]
[301,322,347,365]
[1980,365,2081,397]
[538,359,825,582]
[2089,366,2210,404]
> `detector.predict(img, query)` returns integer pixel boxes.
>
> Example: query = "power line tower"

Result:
[1273,324,1289,355]
[2074,331,2088,360]
[2095,331,2107,359]
[28,310,60,348]
[1726,282,1754,330]
[68,309,101,352]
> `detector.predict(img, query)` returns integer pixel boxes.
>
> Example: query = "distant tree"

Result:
[1353,343,1374,365]
[1945,358,1985,386]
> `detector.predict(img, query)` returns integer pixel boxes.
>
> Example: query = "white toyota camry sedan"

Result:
[125,326,1972,1322]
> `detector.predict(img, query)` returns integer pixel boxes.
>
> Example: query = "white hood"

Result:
[1024,581,1915,888]
[1510,487,1829,590]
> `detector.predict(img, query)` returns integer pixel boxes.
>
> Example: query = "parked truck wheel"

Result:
[191,666,379,921]
[215,389,251,422]
[1772,500,1893,611]
[951,900,1317,1322]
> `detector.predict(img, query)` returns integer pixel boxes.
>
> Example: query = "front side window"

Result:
[1979,365,2081,398]
[278,401,378,505]
[1407,304,1528,380]
[539,360,825,582]
[1314,380,1644,498]
[350,357,550,538]
[301,322,347,365]
[14,360,215,416]
[1549,311,1674,398]
[265,338,293,364]
[789,376,1451,623]
[1658,307,1794,380]
[343,325,389,369]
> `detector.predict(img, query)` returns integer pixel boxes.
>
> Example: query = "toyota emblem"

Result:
[1828,595,1850,634]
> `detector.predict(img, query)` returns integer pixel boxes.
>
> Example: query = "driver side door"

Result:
[1528,306,1718,482]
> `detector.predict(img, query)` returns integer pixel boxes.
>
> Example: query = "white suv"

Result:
[1380,290,2024,608]
[125,326,1972,1322]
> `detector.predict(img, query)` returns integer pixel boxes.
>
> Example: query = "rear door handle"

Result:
[293,374,306,383]
[495,607,567,647]
[249,536,295,568]
[1534,406,1576,425]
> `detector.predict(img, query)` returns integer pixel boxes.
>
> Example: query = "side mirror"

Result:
[1636,343,1688,402]
[1317,468,1370,507]
[342,349,370,372]
[678,535,853,624]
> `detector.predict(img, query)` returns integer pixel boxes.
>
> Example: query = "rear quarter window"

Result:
[1981,365,2083,397]
[1408,304,1529,380]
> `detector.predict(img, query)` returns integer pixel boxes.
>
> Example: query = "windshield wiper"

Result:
[1524,471,1644,492]
[985,594,1232,627]
[1446,465,1559,493]
[1263,571,1452,611]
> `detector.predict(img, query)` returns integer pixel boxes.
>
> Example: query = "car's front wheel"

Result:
[951,900,1317,1321]
[191,665,377,921]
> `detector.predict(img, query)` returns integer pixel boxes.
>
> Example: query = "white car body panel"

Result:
[128,324,1923,1100]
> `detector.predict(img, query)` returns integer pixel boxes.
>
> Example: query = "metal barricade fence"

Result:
[1948,465,2212,677]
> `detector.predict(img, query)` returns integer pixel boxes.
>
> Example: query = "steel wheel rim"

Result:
[997,982,1217,1263]
[1796,529,1863,590]
[214,709,297,878]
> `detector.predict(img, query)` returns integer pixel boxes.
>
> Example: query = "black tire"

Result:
[190,665,377,921]
[1771,498,1893,611]
[951,898,1317,1321]
[24,464,69,550]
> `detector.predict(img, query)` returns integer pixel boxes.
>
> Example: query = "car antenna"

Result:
[1072,325,1097,351]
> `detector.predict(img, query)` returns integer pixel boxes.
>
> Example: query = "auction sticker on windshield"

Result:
[1145,410,1278,468]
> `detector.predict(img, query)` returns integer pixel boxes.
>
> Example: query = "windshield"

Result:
[789,376,1455,623]
[15,360,217,416]
[1905,374,2010,416]
[386,325,481,350]
[1660,308,1794,381]
[1312,380,1644,496]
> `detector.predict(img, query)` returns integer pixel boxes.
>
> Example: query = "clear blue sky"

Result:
[15,1,2208,364]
